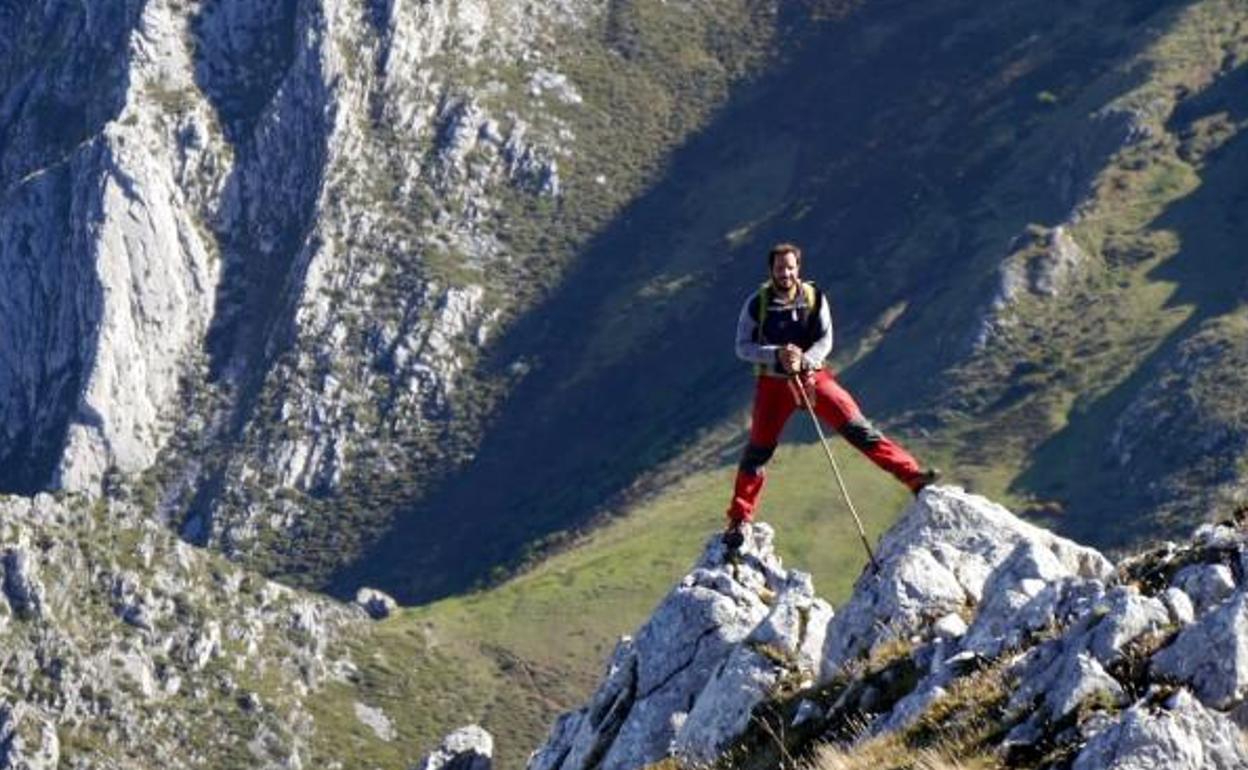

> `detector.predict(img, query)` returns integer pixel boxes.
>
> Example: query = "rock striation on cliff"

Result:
[528,486,1248,770]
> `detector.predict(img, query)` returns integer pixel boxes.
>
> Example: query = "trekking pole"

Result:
[791,375,880,572]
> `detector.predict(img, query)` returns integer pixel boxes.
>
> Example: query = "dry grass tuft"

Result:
[810,736,995,770]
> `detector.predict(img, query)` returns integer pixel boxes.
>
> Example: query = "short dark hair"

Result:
[768,242,802,269]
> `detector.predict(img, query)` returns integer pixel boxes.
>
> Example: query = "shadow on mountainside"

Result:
[1013,62,1248,549]
[332,0,1190,603]
[181,0,331,542]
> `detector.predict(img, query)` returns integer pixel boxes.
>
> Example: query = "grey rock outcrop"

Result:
[0,492,365,768]
[973,223,1088,350]
[0,701,59,770]
[1,0,226,493]
[960,540,1104,660]
[355,702,397,742]
[538,489,1248,770]
[417,725,493,770]
[820,486,1112,674]
[0,0,602,581]
[1172,563,1236,613]
[1,547,44,620]
[1152,590,1248,709]
[1071,689,1248,770]
[528,522,832,770]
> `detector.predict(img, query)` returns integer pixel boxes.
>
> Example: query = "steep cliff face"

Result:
[180,0,590,553]
[0,0,775,585]
[0,0,227,494]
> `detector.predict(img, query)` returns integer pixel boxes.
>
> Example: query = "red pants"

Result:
[727,370,923,522]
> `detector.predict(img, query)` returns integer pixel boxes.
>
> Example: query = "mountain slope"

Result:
[343,0,1248,601]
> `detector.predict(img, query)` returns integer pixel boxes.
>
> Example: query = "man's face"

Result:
[770,251,800,294]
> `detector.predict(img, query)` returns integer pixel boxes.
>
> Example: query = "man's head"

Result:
[768,243,801,295]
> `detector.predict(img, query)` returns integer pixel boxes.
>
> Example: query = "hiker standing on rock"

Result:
[724,243,937,545]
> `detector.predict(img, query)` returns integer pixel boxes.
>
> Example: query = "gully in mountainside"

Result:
[723,243,939,550]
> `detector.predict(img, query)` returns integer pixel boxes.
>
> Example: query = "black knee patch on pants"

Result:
[841,418,883,450]
[739,443,776,475]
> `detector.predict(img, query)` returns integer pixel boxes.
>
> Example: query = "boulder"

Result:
[1071,689,1248,770]
[528,523,831,770]
[1171,563,1236,614]
[416,725,493,770]
[1152,590,1248,709]
[820,486,1112,675]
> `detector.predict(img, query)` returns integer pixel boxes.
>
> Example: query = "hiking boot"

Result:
[722,519,747,551]
[909,468,941,495]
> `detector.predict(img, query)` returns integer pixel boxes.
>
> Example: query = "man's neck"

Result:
[771,281,799,301]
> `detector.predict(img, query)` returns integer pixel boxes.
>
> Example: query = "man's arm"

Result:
[801,296,834,370]
[735,293,780,366]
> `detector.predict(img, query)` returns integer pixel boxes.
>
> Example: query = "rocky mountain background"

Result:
[1,0,776,590]
[3,0,1248,767]
[2,0,1245,603]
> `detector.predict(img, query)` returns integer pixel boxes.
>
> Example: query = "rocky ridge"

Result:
[528,486,1248,770]
[5,482,1248,768]
[0,491,399,769]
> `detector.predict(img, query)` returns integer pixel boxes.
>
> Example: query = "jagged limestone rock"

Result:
[416,725,493,770]
[960,540,1100,659]
[820,486,1112,676]
[977,584,1167,747]
[1152,590,1248,709]
[0,0,227,493]
[1006,649,1125,733]
[1083,587,1172,664]
[973,223,1089,349]
[1071,689,1248,770]
[1,546,44,621]
[1162,586,1196,626]
[528,523,832,770]
[527,638,638,770]
[0,0,595,577]
[0,493,364,767]
[673,570,833,765]
[0,701,59,770]
[1171,563,1236,614]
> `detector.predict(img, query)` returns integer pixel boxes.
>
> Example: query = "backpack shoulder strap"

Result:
[801,281,817,313]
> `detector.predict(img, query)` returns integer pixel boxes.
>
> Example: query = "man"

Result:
[725,242,937,546]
